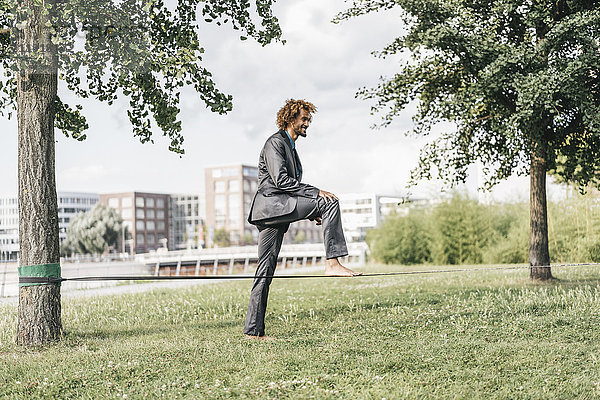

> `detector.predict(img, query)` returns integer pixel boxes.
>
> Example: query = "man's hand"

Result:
[318,189,338,202]
[314,217,322,226]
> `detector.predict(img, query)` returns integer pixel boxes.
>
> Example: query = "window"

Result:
[136,233,145,244]
[229,180,240,192]
[147,209,155,219]
[243,167,258,178]
[157,210,165,219]
[251,181,257,192]
[222,168,237,177]
[146,221,155,231]
[214,181,226,193]
[146,198,155,208]
[136,197,144,207]
[156,198,165,208]
[122,197,132,207]
[212,169,222,178]
[157,221,165,231]
[147,233,155,244]
[121,209,132,219]
[123,220,133,232]
[108,198,119,208]
[215,195,226,216]
[228,194,240,214]
[136,221,145,230]
[136,209,145,219]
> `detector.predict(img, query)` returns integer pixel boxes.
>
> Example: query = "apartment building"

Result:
[169,193,206,250]
[100,192,169,254]
[204,165,258,246]
[338,193,406,242]
[0,192,99,260]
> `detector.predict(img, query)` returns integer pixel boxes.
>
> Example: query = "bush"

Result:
[366,210,430,265]
[367,192,600,266]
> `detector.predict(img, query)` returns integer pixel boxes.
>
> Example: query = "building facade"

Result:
[338,193,406,242]
[0,197,18,260]
[0,192,99,260]
[205,165,258,246]
[100,192,169,254]
[204,165,321,246]
[169,194,206,250]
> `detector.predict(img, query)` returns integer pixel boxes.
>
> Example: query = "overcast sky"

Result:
[0,0,551,201]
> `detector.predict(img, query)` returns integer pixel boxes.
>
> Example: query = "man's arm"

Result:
[264,139,319,198]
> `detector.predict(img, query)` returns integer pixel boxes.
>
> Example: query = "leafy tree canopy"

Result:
[335,0,600,189]
[0,0,282,152]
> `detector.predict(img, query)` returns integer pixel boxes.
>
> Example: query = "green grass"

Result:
[1,263,600,399]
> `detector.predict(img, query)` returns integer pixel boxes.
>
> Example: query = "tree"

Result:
[213,228,230,247]
[429,195,490,265]
[0,0,281,345]
[366,210,431,265]
[293,230,306,244]
[61,205,123,255]
[242,232,255,245]
[336,0,600,280]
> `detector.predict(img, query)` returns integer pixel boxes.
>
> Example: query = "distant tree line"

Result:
[367,193,600,266]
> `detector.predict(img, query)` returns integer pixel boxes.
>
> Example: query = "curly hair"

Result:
[276,99,317,130]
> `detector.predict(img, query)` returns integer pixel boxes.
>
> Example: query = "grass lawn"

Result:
[1,263,600,399]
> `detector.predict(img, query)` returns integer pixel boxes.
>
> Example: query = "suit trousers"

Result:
[243,196,348,336]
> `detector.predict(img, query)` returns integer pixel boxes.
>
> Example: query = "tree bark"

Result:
[529,150,552,281]
[16,0,62,346]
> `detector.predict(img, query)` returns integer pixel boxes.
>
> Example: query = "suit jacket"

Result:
[248,130,319,225]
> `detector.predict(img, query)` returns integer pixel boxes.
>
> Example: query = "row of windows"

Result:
[0,218,18,226]
[130,209,166,220]
[58,207,90,214]
[135,220,166,231]
[341,208,374,214]
[0,208,18,215]
[108,197,166,209]
[0,198,17,206]
[136,232,166,245]
[171,195,200,202]
[214,179,257,194]
[0,238,17,245]
[211,167,239,178]
[59,197,98,205]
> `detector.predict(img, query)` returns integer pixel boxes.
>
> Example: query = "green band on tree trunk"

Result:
[18,263,61,287]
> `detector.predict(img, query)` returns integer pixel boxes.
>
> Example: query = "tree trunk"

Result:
[529,150,552,281]
[16,0,62,346]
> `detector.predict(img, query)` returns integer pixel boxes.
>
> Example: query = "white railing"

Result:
[0,243,369,298]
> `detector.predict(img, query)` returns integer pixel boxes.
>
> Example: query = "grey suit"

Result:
[244,130,348,336]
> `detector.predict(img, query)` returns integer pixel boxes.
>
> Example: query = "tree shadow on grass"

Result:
[63,319,241,342]
[549,276,600,287]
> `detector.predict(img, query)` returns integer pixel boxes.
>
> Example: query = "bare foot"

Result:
[244,334,277,341]
[324,259,363,276]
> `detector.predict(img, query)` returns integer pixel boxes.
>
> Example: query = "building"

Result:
[204,164,321,246]
[0,192,99,260]
[100,192,169,254]
[169,194,206,250]
[205,165,258,246]
[338,193,408,242]
[0,197,18,260]
[57,192,100,241]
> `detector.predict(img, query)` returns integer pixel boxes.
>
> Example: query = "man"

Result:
[244,98,362,340]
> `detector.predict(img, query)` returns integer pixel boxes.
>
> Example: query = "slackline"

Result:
[17,262,600,285]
